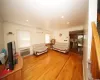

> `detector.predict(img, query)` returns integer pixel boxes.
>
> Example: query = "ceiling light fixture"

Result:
[61,16,64,18]
[26,20,28,22]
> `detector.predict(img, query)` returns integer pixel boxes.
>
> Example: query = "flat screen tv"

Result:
[7,41,16,70]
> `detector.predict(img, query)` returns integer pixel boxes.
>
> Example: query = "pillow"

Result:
[1,48,7,55]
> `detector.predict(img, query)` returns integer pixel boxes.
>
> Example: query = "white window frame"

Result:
[45,34,50,44]
[17,30,31,49]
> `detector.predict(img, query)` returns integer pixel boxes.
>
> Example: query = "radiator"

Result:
[20,48,30,56]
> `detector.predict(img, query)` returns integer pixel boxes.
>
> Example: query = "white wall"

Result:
[0,22,4,50]
[54,25,83,44]
[88,0,97,60]
[3,22,52,54]
[83,0,97,80]
[83,15,88,80]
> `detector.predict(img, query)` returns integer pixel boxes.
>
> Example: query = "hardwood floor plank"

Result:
[71,53,83,80]
[56,57,76,80]
[37,56,70,80]
[22,50,83,80]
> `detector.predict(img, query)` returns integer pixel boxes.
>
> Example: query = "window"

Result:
[17,31,31,48]
[45,34,50,43]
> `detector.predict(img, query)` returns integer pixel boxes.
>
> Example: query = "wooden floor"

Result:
[23,50,83,80]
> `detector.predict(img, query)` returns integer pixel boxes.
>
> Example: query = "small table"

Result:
[0,55,23,80]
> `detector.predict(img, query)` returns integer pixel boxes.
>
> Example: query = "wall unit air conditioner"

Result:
[36,28,43,33]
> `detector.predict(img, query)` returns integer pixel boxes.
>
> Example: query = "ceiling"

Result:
[0,0,88,30]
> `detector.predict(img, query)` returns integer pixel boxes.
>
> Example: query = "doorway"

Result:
[97,0,100,36]
[69,30,84,55]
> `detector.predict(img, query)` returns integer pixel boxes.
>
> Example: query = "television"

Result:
[7,41,16,70]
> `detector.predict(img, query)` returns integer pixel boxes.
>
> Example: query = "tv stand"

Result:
[0,55,23,80]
